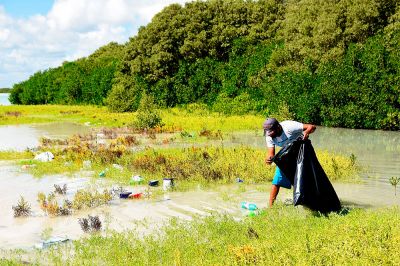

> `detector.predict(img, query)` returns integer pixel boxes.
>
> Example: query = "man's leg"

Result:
[269,184,280,207]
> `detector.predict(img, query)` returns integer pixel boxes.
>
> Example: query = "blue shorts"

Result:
[272,167,291,189]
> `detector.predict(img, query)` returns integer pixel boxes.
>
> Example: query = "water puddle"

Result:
[0,123,91,151]
[0,162,263,250]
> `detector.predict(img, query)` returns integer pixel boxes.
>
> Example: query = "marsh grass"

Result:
[12,138,360,187]
[0,105,263,132]
[16,206,399,265]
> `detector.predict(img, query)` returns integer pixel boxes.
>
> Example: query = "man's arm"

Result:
[265,146,275,165]
[302,124,316,140]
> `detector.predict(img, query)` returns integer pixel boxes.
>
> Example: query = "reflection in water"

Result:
[0,123,90,151]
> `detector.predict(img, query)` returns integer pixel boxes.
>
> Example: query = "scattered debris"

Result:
[34,237,70,249]
[34,151,54,162]
[130,175,144,185]
[128,192,143,199]
[119,192,132,199]
[112,164,123,170]
[148,180,159,187]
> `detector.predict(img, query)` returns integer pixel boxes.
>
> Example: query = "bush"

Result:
[133,94,164,130]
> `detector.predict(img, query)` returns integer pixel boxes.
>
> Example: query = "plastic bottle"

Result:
[241,202,257,211]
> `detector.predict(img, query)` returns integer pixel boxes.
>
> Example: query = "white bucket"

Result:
[162,178,174,191]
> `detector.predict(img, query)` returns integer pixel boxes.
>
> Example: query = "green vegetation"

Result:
[6,206,400,265]
[9,0,400,130]
[0,88,11,93]
[6,129,359,184]
[0,104,264,131]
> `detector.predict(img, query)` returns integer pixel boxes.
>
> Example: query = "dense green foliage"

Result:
[10,0,400,129]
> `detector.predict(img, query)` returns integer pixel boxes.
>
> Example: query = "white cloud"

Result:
[0,0,190,88]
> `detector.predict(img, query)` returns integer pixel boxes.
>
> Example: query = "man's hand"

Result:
[302,124,316,140]
[265,156,273,165]
[265,147,275,165]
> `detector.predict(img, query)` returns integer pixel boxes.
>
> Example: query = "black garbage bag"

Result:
[273,139,341,213]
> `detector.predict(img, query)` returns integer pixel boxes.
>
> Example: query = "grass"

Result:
[4,206,400,265]
[3,143,360,186]
[0,104,263,132]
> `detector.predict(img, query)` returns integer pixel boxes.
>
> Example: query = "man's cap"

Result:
[262,118,279,136]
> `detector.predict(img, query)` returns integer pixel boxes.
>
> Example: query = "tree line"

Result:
[10,0,400,130]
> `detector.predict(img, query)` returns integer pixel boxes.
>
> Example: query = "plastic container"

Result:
[148,180,159,187]
[129,175,144,185]
[241,202,257,211]
[162,178,174,191]
[119,192,132,199]
[99,171,106,177]
[129,192,142,199]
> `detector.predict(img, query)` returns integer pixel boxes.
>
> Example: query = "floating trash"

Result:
[129,192,143,199]
[130,175,144,185]
[34,237,70,249]
[148,180,159,187]
[119,192,132,199]
[34,151,54,162]
[241,202,257,211]
[162,178,174,191]
[112,164,123,171]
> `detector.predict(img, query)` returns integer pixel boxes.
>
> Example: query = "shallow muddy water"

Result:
[0,123,90,151]
[0,124,399,250]
[231,127,400,185]
[0,161,266,250]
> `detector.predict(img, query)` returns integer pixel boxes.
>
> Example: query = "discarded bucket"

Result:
[119,192,132,199]
[148,180,159,187]
[162,178,174,191]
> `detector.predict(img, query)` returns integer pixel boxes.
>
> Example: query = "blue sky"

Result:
[0,0,54,18]
[0,0,189,88]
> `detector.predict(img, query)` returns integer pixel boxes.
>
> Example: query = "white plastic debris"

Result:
[83,160,92,169]
[112,164,123,170]
[34,151,54,162]
[34,237,70,249]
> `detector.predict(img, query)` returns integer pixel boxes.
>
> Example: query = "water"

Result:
[0,93,11,106]
[0,123,91,151]
[231,127,400,184]
[0,124,399,249]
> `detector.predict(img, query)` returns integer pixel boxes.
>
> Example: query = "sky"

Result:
[0,0,190,88]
